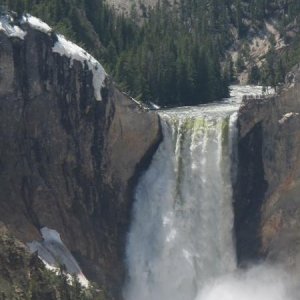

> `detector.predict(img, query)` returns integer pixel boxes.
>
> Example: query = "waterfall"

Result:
[124,86,278,300]
[124,102,239,300]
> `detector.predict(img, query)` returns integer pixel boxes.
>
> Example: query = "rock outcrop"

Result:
[0,16,161,298]
[235,72,300,270]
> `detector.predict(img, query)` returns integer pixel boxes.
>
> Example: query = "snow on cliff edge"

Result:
[0,13,106,101]
[22,14,52,34]
[0,14,26,39]
[52,34,106,101]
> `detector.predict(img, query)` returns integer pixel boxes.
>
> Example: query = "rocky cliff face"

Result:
[0,17,161,298]
[235,73,300,269]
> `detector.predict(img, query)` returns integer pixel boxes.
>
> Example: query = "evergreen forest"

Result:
[2,0,300,106]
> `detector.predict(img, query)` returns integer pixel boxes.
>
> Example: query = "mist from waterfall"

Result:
[196,264,298,300]
[124,86,297,300]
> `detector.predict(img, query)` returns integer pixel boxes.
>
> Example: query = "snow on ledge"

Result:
[0,13,106,101]
[40,226,62,242]
[28,227,89,288]
[22,14,52,34]
[279,112,299,124]
[0,15,26,39]
[53,34,107,101]
[0,13,51,39]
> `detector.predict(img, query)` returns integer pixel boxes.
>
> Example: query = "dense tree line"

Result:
[1,0,229,106]
[114,1,230,106]
[2,0,300,104]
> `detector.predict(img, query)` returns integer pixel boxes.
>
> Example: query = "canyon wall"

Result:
[235,73,300,270]
[0,21,161,298]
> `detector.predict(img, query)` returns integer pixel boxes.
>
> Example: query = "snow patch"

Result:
[279,112,299,125]
[0,15,26,39]
[53,34,106,101]
[40,226,62,242]
[0,14,106,101]
[22,14,52,34]
[28,227,89,288]
[41,257,89,288]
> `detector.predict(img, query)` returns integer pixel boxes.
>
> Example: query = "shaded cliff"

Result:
[235,73,300,269]
[0,16,161,298]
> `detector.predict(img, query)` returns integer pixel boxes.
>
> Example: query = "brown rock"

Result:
[235,77,300,269]
[0,22,161,298]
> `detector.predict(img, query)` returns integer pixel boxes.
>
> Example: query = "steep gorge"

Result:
[1,12,300,300]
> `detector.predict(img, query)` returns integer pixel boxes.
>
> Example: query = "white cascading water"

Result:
[124,86,295,300]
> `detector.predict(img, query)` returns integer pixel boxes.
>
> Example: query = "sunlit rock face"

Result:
[235,72,300,268]
[0,15,161,298]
